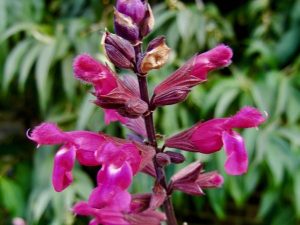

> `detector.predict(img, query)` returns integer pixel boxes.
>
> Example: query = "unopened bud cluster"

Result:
[28,1,266,225]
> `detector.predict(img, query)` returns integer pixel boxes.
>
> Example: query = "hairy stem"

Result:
[134,44,178,225]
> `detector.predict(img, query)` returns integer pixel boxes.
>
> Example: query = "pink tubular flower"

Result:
[165,107,266,175]
[73,53,118,95]
[169,162,223,195]
[28,122,108,191]
[28,122,154,191]
[73,54,148,118]
[152,44,233,107]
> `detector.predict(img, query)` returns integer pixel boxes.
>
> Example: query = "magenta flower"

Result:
[73,53,118,95]
[28,122,152,192]
[28,122,109,191]
[152,44,233,107]
[165,107,266,175]
[27,0,267,223]
[73,54,148,117]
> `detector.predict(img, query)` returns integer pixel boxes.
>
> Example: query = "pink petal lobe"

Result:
[121,144,142,174]
[97,162,133,190]
[52,146,76,192]
[196,171,224,188]
[104,109,128,125]
[222,131,248,175]
[28,122,68,145]
[89,219,99,225]
[73,54,117,95]
[88,186,130,211]
[227,106,266,129]
[191,119,227,153]
[95,142,127,167]
[192,44,233,79]
[73,202,94,215]
[69,131,106,166]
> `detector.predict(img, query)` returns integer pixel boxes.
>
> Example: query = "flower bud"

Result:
[152,44,233,107]
[151,86,191,107]
[139,4,155,38]
[196,171,224,189]
[139,36,170,74]
[155,153,171,167]
[103,32,135,69]
[114,9,140,44]
[169,162,223,195]
[164,151,185,164]
[116,0,147,24]
[118,97,149,118]
[150,184,166,209]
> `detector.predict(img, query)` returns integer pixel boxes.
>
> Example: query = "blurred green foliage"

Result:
[1,0,300,224]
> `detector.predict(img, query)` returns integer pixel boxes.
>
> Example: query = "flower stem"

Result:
[134,44,178,225]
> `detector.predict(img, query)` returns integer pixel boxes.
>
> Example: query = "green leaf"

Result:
[0,22,36,42]
[287,87,300,124]
[258,189,278,219]
[214,88,239,117]
[196,15,206,47]
[274,76,289,117]
[0,0,7,32]
[35,41,56,113]
[2,39,32,93]
[18,42,42,92]
[166,22,180,50]
[161,105,179,134]
[76,92,96,129]
[227,176,246,207]
[207,188,226,219]
[61,54,76,100]
[265,136,290,186]
[177,9,197,41]
[203,79,238,114]
[251,83,269,112]
[152,10,176,34]
[275,26,300,65]
[294,171,300,218]
[0,177,25,216]
[32,189,52,222]
[271,207,296,225]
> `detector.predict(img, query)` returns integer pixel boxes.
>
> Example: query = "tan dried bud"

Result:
[140,37,170,73]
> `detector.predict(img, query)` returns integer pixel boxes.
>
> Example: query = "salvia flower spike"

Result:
[28,0,266,224]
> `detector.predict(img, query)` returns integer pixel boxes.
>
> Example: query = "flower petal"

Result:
[73,54,118,95]
[28,122,68,145]
[52,146,76,192]
[95,142,127,167]
[104,109,128,125]
[88,185,130,210]
[73,202,94,216]
[97,162,133,190]
[222,131,248,175]
[89,219,99,225]
[227,106,266,129]
[69,131,106,166]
